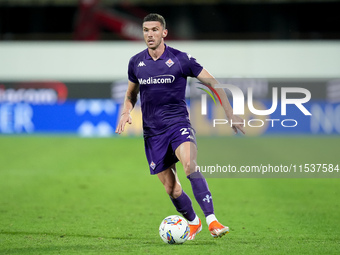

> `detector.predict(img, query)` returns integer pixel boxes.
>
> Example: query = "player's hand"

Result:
[115,112,132,134]
[230,115,245,135]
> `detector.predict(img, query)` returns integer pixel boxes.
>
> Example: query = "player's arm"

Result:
[196,68,245,135]
[115,80,140,134]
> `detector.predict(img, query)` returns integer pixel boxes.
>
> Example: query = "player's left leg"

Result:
[175,141,229,238]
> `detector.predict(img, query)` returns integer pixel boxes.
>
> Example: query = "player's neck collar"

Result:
[145,44,168,60]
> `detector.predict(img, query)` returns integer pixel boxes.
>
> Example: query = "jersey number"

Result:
[180,128,189,136]
[180,128,194,136]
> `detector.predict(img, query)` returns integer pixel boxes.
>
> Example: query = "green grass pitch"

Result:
[0,136,339,254]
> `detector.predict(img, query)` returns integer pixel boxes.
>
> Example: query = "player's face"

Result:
[143,21,167,50]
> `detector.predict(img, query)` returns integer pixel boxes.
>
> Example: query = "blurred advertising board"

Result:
[0,79,339,136]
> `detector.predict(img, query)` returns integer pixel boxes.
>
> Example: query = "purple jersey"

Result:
[128,44,203,137]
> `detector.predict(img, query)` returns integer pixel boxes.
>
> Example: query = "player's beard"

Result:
[146,38,163,50]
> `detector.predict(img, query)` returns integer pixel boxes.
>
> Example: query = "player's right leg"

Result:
[157,166,202,240]
[157,164,182,199]
[144,130,201,240]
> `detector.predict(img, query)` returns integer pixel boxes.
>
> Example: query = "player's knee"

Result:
[183,160,196,176]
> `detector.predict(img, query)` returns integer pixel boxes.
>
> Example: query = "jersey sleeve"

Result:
[128,57,138,84]
[181,53,204,78]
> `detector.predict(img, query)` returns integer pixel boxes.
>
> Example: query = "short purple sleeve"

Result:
[128,57,138,83]
[181,53,204,78]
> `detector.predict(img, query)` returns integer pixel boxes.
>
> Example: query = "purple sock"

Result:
[187,171,214,217]
[170,191,196,222]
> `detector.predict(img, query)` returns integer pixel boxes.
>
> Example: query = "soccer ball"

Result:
[159,215,190,244]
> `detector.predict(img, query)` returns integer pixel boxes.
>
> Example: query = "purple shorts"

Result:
[144,125,196,175]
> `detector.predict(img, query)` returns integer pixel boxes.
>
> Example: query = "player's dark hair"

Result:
[143,13,166,29]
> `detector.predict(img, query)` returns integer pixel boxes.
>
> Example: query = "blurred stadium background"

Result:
[0,0,339,136]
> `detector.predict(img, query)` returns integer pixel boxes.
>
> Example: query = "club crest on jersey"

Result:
[165,58,174,68]
[150,161,156,170]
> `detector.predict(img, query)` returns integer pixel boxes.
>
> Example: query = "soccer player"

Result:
[115,13,245,240]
